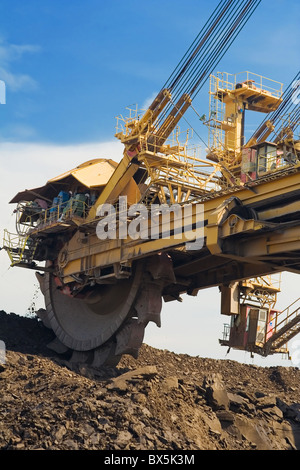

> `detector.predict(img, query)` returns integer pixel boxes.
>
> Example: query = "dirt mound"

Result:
[1,310,300,451]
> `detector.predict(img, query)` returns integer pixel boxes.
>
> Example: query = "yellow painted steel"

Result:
[52,164,300,282]
[3,230,33,266]
[206,72,283,174]
[48,159,117,188]
[3,67,300,357]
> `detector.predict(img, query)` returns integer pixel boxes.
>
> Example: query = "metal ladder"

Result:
[264,297,300,354]
[2,230,38,267]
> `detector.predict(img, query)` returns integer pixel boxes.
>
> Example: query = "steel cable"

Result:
[250,71,300,143]
[154,0,261,132]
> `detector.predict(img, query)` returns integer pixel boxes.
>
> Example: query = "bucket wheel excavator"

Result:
[3,0,300,366]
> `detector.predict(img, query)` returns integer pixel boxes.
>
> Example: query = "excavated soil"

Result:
[1,310,300,452]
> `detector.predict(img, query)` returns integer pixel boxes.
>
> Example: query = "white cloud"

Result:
[0,66,38,92]
[142,91,159,110]
[0,38,40,92]
[0,139,123,212]
[0,139,123,315]
[0,38,41,62]
[0,139,299,366]
[0,123,38,140]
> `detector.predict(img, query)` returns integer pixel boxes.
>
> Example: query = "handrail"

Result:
[3,230,31,266]
[38,198,91,227]
[271,297,300,338]
[15,197,92,236]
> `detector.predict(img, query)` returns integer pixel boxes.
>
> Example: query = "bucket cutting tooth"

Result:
[115,318,146,358]
[36,308,52,329]
[35,254,175,368]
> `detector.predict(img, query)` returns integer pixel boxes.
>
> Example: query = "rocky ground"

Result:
[1,310,300,452]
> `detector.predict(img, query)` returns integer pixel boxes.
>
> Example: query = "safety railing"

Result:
[243,274,282,293]
[2,230,35,266]
[116,106,231,196]
[15,196,92,235]
[38,197,90,226]
[257,148,298,176]
[270,297,300,338]
[234,71,283,98]
[221,323,231,342]
[139,141,230,197]
[115,104,142,138]
[207,72,284,170]
[211,71,283,99]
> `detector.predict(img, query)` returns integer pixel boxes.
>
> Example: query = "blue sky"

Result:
[0,0,299,144]
[0,0,300,366]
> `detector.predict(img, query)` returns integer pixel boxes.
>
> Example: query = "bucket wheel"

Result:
[36,254,175,368]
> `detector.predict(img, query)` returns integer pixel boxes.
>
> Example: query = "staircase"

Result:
[264,297,300,355]
[2,230,38,268]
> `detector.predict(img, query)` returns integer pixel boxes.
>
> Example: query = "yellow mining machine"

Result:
[2,0,300,366]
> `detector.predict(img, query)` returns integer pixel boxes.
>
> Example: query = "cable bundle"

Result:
[250,71,300,144]
[153,0,262,137]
